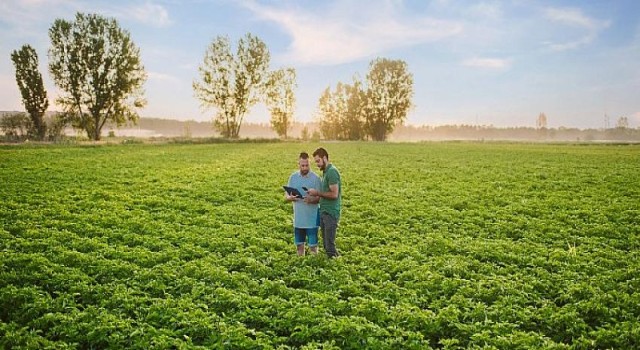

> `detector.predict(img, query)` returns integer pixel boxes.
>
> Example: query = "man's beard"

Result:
[300,169,309,175]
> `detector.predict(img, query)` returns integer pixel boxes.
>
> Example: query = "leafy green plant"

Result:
[1,142,638,348]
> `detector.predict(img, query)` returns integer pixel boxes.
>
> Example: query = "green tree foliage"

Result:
[317,78,367,141]
[0,112,31,140]
[193,33,270,138]
[316,58,412,141]
[301,125,310,141]
[311,129,321,142]
[48,12,147,141]
[364,58,413,141]
[10,45,49,140]
[45,113,68,141]
[317,85,342,140]
[265,68,296,139]
[343,78,367,140]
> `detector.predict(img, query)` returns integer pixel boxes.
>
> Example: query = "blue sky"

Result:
[1,0,639,128]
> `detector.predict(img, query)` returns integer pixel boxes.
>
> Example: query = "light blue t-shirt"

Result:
[288,171,321,228]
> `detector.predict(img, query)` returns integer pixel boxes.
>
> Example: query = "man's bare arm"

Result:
[308,184,338,199]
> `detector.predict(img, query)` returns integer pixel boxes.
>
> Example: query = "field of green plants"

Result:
[1,141,639,349]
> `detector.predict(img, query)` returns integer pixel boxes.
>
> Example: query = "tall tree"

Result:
[616,116,629,129]
[343,77,367,141]
[193,33,270,138]
[364,58,413,141]
[317,85,343,140]
[265,68,296,139]
[11,45,49,140]
[48,12,146,141]
[537,112,547,129]
[317,79,367,141]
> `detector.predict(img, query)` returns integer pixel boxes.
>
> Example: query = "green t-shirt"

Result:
[320,163,341,219]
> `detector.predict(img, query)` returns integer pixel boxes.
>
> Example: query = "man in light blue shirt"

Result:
[285,152,321,256]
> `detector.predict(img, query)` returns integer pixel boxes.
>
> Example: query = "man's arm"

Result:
[308,184,338,199]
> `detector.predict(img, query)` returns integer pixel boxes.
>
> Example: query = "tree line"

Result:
[7,12,412,142]
[317,59,413,141]
[8,13,145,142]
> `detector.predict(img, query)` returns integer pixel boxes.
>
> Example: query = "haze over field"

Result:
[1,0,639,129]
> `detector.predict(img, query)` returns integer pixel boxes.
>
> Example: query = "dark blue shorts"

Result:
[294,227,318,247]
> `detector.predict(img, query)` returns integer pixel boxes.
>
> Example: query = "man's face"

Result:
[314,155,326,171]
[298,158,310,175]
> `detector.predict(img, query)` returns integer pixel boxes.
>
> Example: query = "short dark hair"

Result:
[312,147,329,160]
[299,152,309,159]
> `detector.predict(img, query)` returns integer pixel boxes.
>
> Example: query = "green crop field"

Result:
[1,142,639,349]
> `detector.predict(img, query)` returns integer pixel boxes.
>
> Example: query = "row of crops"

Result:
[1,142,639,348]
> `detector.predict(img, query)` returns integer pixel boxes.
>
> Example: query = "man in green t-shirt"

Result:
[307,147,341,258]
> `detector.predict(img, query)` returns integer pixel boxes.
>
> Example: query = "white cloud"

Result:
[467,2,503,20]
[241,1,463,66]
[462,57,510,69]
[0,0,73,17]
[0,0,172,51]
[126,1,172,27]
[545,7,599,29]
[546,37,592,51]
[543,7,610,51]
[148,71,180,83]
[0,0,77,40]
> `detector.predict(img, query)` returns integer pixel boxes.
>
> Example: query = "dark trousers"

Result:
[320,212,339,258]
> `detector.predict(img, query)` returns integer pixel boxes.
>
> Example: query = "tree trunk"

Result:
[33,115,46,141]
[373,123,386,141]
[88,126,101,141]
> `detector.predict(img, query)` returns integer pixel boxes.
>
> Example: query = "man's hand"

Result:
[304,195,319,204]
[286,194,301,202]
[307,185,338,199]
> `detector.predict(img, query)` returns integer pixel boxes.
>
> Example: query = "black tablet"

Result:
[283,186,304,198]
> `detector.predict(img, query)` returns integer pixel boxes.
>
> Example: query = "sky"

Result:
[1,0,639,129]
